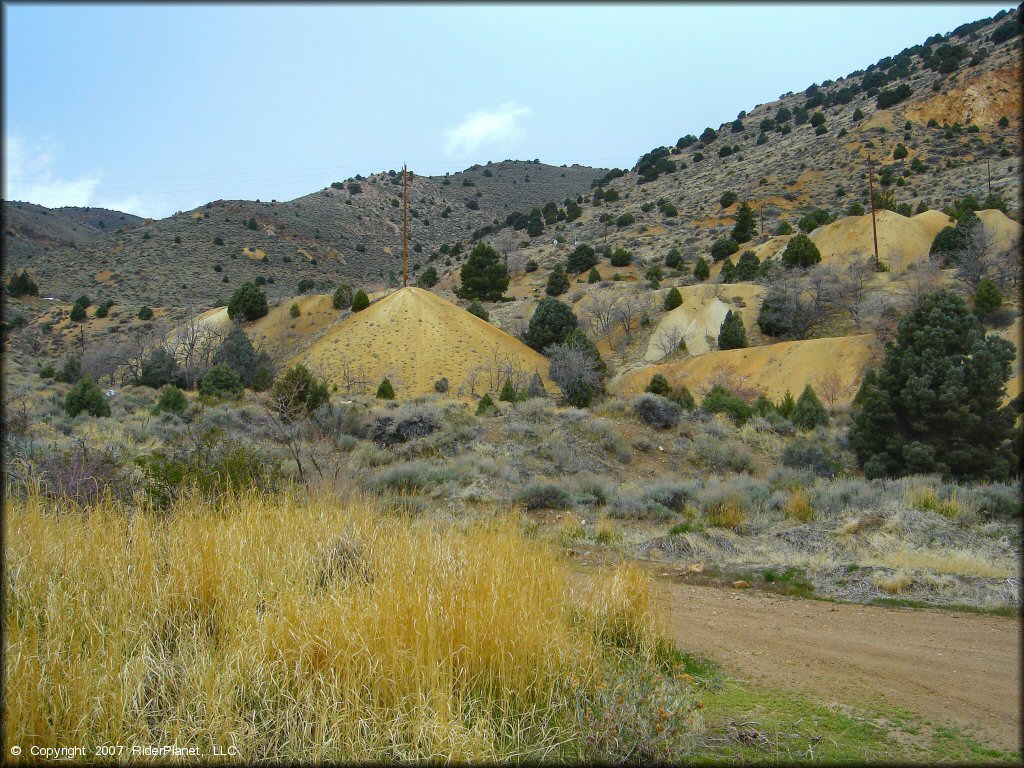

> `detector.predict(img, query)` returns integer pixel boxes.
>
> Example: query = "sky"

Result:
[3,2,1014,219]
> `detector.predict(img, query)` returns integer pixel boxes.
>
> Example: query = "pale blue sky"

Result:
[3,2,1013,218]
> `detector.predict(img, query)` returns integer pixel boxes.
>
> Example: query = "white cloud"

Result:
[444,102,532,155]
[3,136,178,218]
[4,135,101,208]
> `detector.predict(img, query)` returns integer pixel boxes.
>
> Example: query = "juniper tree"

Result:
[849,290,1018,480]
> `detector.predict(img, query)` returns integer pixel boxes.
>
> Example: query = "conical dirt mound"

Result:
[298,287,550,398]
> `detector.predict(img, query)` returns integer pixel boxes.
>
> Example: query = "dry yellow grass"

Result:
[299,287,551,399]
[784,489,813,523]
[4,486,669,761]
[905,63,1023,128]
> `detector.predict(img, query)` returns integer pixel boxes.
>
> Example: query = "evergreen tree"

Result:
[781,234,822,268]
[499,379,517,402]
[693,257,710,281]
[849,290,1017,480]
[731,201,756,243]
[587,267,602,284]
[351,289,370,312]
[720,258,737,283]
[645,374,672,396]
[227,282,269,322]
[376,377,396,400]
[665,248,682,269]
[566,244,597,274]
[735,250,761,280]
[791,385,829,431]
[974,279,1002,318]
[777,389,796,418]
[466,299,489,321]
[710,236,740,262]
[664,287,683,311]
[199,364,243,399]
[476,393,497,415]
[717,310,747,350]
[6,270,39,297]
[64,375,110,418]
[545,263,570,296]
[525,298,578,352]
[456,242,509,301]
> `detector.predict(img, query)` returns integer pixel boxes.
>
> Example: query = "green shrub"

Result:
[138,306,154,321]
[720,191,738,208]
[781,234,821,268]
[701,385,752,425]
[610,248,632,267]
[69,301,87,322]
[273,365,330,418]
[717,310,747,350]
[893,143,908,159]
[351,289,370,312]
[790,385,830,431]
[588,267,602,284]
[775,221,793,235]
[525,297,577,352]
[476,393,497,415]
[200,364,243,399]
[781,438,840,477]
[466,299,489,321]
[566,244,597,274]
[64,375,111,418]
[154,386,188,416]
[663,287,682,311]
[545,264,570,296]
[974,279,1002,318]
[39,363,55,379]
[710,237,739,262]
[227,282,268,322]
[693,257,710,281]
[797,208,832,233]
[376,377,396,400]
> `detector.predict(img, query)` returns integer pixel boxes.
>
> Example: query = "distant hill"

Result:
[2,161,606,320]
[2,202,144,259]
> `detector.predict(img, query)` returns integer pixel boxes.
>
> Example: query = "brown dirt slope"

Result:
[298,287,550,398]
[615,334,877,402]
[652,580,1020,750]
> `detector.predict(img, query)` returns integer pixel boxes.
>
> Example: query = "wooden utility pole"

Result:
[987,158,992,198]
[759,204,764,238]
[402,163,408,287]
[866,155,880,272]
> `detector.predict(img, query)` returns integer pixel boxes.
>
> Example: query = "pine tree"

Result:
[525,298,578,352]
[663,287,683,311]
[456,242,509,301]
[545,263,570,296]
[717,310,747,350]
[791,385,829,431]
[777,389,796,418]
[849,290,1017,480]
[375,377,396,400]
[499,379,517,402]
[227,282,269,322]
[731,201,756,243]
[693,257,710,281]
[588,267,602,284]
[351,289,370,312]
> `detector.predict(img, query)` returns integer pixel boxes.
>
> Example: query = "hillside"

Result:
[2,161,606,321]
[2,201,143,262]
[296,287,550,398]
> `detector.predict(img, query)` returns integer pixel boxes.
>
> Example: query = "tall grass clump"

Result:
[4,486,694,761]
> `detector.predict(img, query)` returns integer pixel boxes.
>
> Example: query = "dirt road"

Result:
[653,580,1021,750]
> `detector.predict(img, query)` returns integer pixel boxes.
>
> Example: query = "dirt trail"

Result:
[653,581,1021,750]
